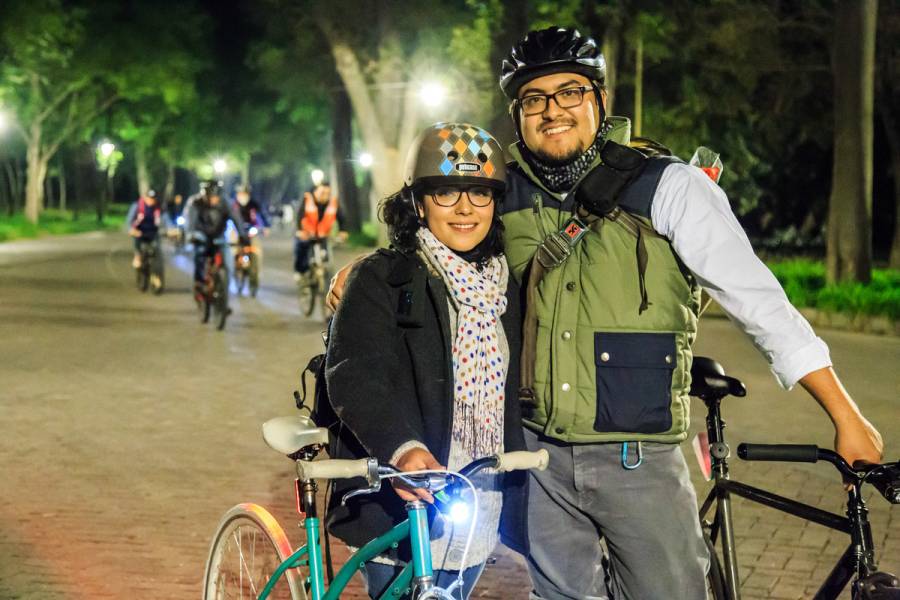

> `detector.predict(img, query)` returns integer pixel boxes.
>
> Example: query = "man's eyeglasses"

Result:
[428,186,495,208]
[516,86,595,116]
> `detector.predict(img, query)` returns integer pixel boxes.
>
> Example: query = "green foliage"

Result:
[0,207,125,241]
[768,259,900,320]
[346,220,380,247]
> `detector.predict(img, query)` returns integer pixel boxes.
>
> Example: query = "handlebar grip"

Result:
[297,458,371,481]
[495,449,549,473]
[737,443,819,463]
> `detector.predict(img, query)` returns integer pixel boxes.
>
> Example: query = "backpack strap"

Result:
[618,156,683,219]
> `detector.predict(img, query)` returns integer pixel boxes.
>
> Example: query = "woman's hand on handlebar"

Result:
[393,447,445,504]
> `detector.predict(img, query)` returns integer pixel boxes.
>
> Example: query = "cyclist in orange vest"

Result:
[293,180,345,281]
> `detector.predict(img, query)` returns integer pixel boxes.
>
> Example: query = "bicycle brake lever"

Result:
[341,485,379,505]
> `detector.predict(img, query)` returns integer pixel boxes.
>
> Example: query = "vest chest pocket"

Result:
[593,332,676,434]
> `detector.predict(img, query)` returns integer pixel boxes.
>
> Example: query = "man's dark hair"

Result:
[380,188,505,265]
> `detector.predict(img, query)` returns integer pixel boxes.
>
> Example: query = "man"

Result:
[328,24,884,600]
[184,180,246,295]
[293,180,346,282]
[126,189,163,279]
[495,27,883,599]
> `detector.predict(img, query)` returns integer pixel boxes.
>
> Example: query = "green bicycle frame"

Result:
[258,502,435,600]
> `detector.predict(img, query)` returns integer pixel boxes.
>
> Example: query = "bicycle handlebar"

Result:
[738,443,900,504]
[496,449,550,472]
[297,458,373,482]
[737,443,819,463]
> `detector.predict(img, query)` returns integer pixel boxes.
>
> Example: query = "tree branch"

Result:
[36,78,89,124]
[44,93,119,161]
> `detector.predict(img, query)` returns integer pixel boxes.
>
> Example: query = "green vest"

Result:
[501,118,702,444]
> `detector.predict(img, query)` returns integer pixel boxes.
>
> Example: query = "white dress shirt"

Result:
[650,162,831,389]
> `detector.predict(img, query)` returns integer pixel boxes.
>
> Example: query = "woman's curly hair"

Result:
[379,187,505,265]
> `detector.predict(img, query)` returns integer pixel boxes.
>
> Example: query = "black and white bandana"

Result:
[522,120,614,193]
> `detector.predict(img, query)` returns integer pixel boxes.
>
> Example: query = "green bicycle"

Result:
[203,415,549,599]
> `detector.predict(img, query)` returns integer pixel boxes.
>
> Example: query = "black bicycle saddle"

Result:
[690,356,747,399]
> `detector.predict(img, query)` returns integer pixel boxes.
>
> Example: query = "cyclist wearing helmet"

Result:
[126,189,163,271]
[184,180,247,294]
[497,26,883,599]
[324,123,528,599]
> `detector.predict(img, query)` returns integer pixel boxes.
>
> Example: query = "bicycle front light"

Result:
[176,216,185,226]
[448,500,470,523]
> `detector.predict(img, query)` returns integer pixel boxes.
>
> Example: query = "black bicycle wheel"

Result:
[213,269,229,330]
[249,253,259,297]
[705,532,728,600]
[303,270,319,317]
[320,268,332,323]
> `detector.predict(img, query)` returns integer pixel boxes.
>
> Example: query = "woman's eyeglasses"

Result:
[517,86,595,116]
[429,186,495,208]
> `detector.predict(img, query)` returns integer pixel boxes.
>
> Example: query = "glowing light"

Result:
[176,216,185,226]
[448,501,470,523]
[359,152,374,168]
[248,227,258,236]
[213,159,227,174]
[0,112,8,132]
[419,82,447,107]
[311,169,325,186]
[100,142,116,157]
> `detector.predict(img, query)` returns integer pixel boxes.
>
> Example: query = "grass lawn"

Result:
[0,206,129,242]
[769,259,900,320]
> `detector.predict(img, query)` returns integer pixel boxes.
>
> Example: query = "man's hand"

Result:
[799,366,883,470]
[392,447,445,503]
[834,414,883,468]
[296,230,311,241]
[129,227,140,238]
[336,230,350,243]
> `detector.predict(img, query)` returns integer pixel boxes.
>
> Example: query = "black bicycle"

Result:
[195,241,230,330]
[691,357,900,599]
[135,238,164,294]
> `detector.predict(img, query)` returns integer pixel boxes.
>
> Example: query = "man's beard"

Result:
[531,140,587,167]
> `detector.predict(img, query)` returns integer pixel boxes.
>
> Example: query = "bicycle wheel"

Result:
[203,503,306,600]
[303,270,319,317]
[704,532,727,600]
[249,254,259,297]
[151,257,165,295]
[213,269,230,330]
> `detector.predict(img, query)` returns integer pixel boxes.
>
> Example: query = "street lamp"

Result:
[213,158,227,174]
[0,111,8,133]
[100,141,116,157]
[359,152,374,169]
[311,168,325,186]
[419,82,447,107]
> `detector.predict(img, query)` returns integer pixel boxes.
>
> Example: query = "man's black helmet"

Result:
[500,27,606,99]
[201,179,223,198]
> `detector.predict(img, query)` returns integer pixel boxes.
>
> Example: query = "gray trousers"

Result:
[524,428,709,600]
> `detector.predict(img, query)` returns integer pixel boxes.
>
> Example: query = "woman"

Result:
[324,123,527,599]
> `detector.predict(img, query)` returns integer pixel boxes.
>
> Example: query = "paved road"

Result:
[0,231,896,600]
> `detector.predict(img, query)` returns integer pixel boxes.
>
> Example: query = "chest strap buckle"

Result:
[535,216,589,270]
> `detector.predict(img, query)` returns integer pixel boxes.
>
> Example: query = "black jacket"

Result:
[323,248,528,560]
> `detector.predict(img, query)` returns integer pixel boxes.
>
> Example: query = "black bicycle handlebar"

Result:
[738,443,819,463]
[738,443,900,504]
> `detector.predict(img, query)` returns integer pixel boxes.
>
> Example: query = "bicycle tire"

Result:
[203,503,306,600]
[151,259,165,295]
[303,270,319,317]
[704,532,728,600]
[249,253,259,297]
[213,269,229,330]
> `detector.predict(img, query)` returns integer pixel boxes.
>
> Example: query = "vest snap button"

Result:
[664,355,672,364]
[600,352,610,362]
[566,281,576,291]
[561,382,571,392]
[555,427,565,435]
[562,331,572,340]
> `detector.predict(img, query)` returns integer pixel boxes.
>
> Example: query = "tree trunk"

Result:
[602,26,621,116]
[163,163,175,204]
[24,123,46,224]
[135,144,150,196]
[45,174,55,210]
[826,0,877,284]
[3,160,18,215]
[633,33,643,137]
[58,153,67,212]
[332,85,360,231]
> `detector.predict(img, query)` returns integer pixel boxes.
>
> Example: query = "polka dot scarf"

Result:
[416,228,508,458]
